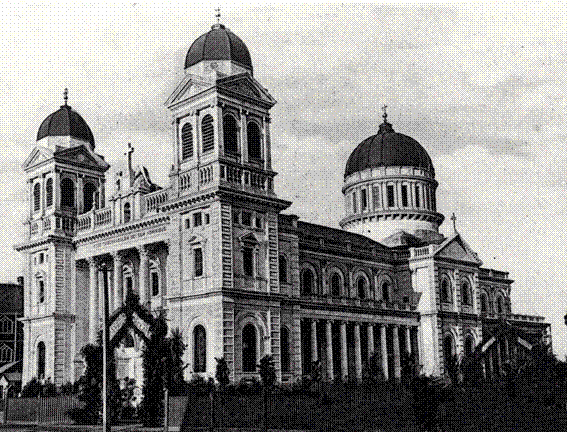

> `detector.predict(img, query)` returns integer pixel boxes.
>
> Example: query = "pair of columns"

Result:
[87,246,151,343]
[307,319,414,381]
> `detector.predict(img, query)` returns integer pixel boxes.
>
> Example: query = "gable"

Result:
[54,145,110,171]
[217,74,276,106]
[434,235,482,265]
[165,74,213,107]
[22,146,53,171]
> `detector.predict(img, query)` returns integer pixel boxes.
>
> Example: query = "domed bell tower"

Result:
[16,89,109,386]
[340,108,444,245]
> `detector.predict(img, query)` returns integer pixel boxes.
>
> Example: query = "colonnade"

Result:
[301,318,418,381]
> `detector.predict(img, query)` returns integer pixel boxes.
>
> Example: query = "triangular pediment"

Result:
[239,232,260,245]
[217,74,276,106]
[54,145,110,171]
[22,146,54,171]
[165,74,214,107]
[434,234,483,265]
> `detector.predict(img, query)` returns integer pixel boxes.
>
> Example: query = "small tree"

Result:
[215,357,230,387]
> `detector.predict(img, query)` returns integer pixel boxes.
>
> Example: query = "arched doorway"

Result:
[242,324,257,372]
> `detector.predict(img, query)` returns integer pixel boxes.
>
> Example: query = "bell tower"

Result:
[16,90,109,386]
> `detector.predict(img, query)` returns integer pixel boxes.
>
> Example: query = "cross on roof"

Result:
[381,104,388,121]
[125,142,134,173]
[451,212,457,232]
[63,88,68,105]
[215,7,221,24]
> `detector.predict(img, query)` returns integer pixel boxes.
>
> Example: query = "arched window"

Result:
[33,183,41,212]
[0,344,13,363]
[0,316,13,334]
[201,115,214,153]
[193,325,206,372]
[281,326,290,373]
[36,276,45,304]
[123,203,131,223]
[464,336,474,356]
[461,281,472,306]
[83,182,97,213]
[61,178,75,207]
[45,178,53,208]
[480,292,488,313]
[441,279,451,303]
[357,277,366,300]
[331,273,341,297]
[301,269,314,296]
[37,341,46,379]
[497,296,504,314]
[278,255,287,283]
[443,335,454,365]
[247,122,262,159]
[223,115,238,154]
[381,282,390,302]
[194,247,203,277]
[181,123,194,160]
[150,262,160,297]
[242,324,257,372]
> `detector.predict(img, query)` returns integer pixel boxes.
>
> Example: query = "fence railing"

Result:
[6,396,83,424]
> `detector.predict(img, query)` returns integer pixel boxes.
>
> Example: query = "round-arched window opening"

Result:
[247,122,262,159]
[223,115,238,154]
[464,336,474,356]
[301,269,314,296]
[193,325,206,373]
[45,178,53,208]
[123,203,131,223]
[33,183,41,212]
[37,341,46,379]
[443,335,454,365]
[83,182,97,213]
[201,115,215,153]
[497,296,504,314]
[357,277,366,300]
[331,273,341,297]
[280,326,290,373]
[461,281,472,306]
[242,324,257,372]
[181,123,194,160]
[61,178,75,207]
[382,282,390,302]
[441,279,451,303]
[480,292,489,313]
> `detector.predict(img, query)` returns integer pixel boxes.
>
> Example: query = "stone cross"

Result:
[215,7,221,23]
[63,88,68,105]
[381,104,388,121]
[451,212,457,232]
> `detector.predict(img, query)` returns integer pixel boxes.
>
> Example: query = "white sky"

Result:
[0,2,565,358]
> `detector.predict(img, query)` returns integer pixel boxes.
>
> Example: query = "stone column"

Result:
[138,246,149,306]
[311,319,318,364]
[354,323,362,381]
[88,258,99,343]
[340,321,348,381]
[503,336,509,362]
[405,326,412,355]
[326,320,334,381]
[367,324,374,360]
[113,252,123,311]
[380,324,389,380]
[392,325,401,380]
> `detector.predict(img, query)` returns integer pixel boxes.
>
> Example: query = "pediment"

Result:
[54,145,110,171]
[239,232,260,245]
[217,74,276,106]
[22,146,54,171]
[434,234,483,265]
[165,74,213,107]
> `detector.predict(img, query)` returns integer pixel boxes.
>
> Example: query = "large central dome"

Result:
[345,119,434,177]
[185,24,252,71]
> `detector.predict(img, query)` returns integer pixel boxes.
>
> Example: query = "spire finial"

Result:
[215,7,221,24]
[378,104,394,134]
[125,142,135,179]
[63,88,68,106]
[381,104,388,121]
[451,212,457,233]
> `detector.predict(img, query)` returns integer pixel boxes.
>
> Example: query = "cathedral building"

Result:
[15,22,549,387]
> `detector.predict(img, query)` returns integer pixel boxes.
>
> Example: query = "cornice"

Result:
[74,215,171,245]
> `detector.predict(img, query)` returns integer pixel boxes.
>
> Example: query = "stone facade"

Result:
[15,23,550,388]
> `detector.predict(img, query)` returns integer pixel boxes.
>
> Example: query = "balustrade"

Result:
[144,189,169,213]
[76,213,92,231]
[179,172,191,191]
[94,208,112,227]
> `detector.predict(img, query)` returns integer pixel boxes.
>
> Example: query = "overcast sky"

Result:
[0,2,565,358]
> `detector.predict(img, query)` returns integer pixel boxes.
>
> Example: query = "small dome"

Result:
[37,103,95,149]
[185,24,252,71]
[345,119,434,177]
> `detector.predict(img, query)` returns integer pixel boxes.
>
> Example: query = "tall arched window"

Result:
[480,292,489,313]
[242,324,257,372]
[223,115,238,154]
[181,123,194,160]
[193,325,206,372]
[247,122,262,159]
[301,269,314,296]
[123,203,131,223]
[357,277,366,300]
[382,282,390,302]
[37,341,46,379]
[331,273,341,297]
[201,115,215,153]
[281,326,290,373]
[45,178,53,208]
[36,276,45,304]
[441,279,451,303]
[497,296,504,314]
[33,183,41,212]
[278,255,287,283]
[461,281,472,306]
[83,182,97,213]
[150,262,160,297]
[443,335,454,365]
[60,178,75,207]
[464,336,474,356]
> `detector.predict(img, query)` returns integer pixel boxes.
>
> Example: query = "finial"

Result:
[215,7,221,24]
[451,212,457,233]
[63,88,68,106]
[381,104,388,121]
[378,104,394,134]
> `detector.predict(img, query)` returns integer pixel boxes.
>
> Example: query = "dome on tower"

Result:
[37,94,95,149]
[345,117,434,178]
[185,24,253,71]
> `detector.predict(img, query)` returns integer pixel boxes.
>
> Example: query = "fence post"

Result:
[263,387,268,432]
[209,387,215,432]
[163,388,169,432]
